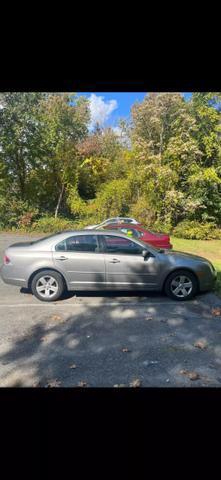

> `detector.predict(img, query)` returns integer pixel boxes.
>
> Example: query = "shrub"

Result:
[0,197,39,230]
[18,209,39,229]
[151,219,173,235]
[173,220,221,240]
[32,216,76,233]
[130,196,156,227]
[94,179,132,218]
[67,186,88,218]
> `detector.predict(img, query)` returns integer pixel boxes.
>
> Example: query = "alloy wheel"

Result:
[170,275,193,298]
[36,275,59,299]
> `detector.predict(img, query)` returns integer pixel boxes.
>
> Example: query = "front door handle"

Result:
[109,258,120,263]
[56,256,68,261]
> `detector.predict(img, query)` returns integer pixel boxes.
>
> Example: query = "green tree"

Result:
[0,92,46,200]
[39,93,90,217]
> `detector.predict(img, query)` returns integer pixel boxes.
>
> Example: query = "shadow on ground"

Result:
[20,287,166,301]
[1,293,221,388]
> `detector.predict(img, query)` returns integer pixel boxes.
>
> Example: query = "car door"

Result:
[99,234,160,289]
[52,234,105,289]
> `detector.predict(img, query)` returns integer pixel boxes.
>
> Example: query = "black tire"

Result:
[31,270,65,302]
[164,269,198,301]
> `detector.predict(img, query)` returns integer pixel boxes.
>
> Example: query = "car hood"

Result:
[164,249,209,262]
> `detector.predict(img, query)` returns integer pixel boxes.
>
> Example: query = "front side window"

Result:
[55,235,98,253]
[101,235,143,255]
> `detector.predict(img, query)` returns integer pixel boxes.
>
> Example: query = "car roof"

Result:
[103,223,143,229]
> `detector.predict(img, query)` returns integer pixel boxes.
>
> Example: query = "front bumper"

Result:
[197,265,217,292]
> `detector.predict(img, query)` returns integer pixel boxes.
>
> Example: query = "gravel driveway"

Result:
[0,232,221,387]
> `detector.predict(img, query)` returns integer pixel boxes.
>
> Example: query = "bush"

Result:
[31,216,76,233]
[94,179,132,218]
[130,196,156,227]
[0,197,39,230]
[173,220,221,240]
[151,219,173,235]
[67,186,88,218]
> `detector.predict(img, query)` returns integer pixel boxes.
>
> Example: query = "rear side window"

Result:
[112,227,141,238]
[120,228,140,238]
[55,235,98,253]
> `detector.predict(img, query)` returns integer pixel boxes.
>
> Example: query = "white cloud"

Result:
[88,94,118,129]
[112,126,122,137]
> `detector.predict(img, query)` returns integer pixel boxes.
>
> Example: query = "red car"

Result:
[101,223,173,249]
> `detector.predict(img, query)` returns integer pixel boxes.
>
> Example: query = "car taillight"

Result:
[3,255,10,264]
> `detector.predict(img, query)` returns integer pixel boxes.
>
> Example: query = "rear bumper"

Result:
[0,265,27,287]
[157,243,173,250]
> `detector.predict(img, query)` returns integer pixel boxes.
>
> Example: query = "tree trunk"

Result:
[55,183,65,218]
[17,158,26,200]
[159,124,164,161]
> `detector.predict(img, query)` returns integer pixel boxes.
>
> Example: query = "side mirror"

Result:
[142,249,149,258]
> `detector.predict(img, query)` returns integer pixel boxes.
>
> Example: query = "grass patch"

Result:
[171,237,221,297]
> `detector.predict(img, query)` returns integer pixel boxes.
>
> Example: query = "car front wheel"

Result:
[31,270,65,302]
[164,270,198,301]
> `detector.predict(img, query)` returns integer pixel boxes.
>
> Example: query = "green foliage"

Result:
[1,92,221,235]
[173,220,221,240]
[66,186,87,218]
[130,196,157,227]
[0,197,39,230]
[32,216,75,233]
[94,179,132,219]
[187,165,221,222]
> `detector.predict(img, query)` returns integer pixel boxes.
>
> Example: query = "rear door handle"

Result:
[109,258,120,263]
[56,256,68,261]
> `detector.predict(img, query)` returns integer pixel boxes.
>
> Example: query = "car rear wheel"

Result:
[164,270,198,301]
[31,270,65,302]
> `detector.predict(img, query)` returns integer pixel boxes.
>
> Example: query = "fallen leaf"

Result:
[212,307,221,317]
[129,379,142,388]
[122,347,130,353]
[78,381,88,387]
[179,369,200,381]
[69,364,77,369]
[33,382,42,388]
[194,340,207,350]
[46,379,61,387]
[51,315,62,322]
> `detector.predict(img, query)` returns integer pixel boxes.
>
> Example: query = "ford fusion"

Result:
[0,231,217,302]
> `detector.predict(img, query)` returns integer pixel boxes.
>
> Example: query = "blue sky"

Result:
[77,92,192,130]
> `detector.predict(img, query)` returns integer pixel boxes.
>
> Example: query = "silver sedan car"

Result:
[0,230,217,302]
